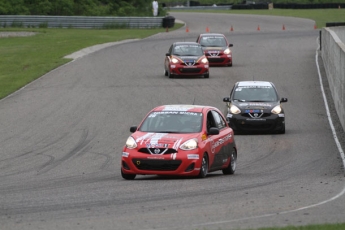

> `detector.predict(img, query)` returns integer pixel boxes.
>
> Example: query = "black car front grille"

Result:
[240,123,274,130]
[138,148,177,154]
[242,113,271,118]
[179,68,202,73]
[132,159,182,171]
[208,58,225,63]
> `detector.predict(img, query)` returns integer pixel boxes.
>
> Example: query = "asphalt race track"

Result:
[0,12,344,230]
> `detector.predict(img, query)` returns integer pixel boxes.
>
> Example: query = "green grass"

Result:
[0,26,181,99]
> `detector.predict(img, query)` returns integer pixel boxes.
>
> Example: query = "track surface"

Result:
[0,12,344,230]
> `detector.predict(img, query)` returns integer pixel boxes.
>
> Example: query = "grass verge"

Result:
[0,26,181,100]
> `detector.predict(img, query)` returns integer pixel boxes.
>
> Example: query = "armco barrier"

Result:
[321,27,345,131]
[0,15,163,29]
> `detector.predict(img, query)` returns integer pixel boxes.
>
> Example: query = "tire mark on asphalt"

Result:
[37,128,93,175]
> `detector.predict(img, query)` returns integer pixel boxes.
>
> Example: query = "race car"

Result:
[223,81,288,134]
[121,104,237,180]
[164,42,209,78]
[196,33,233,67]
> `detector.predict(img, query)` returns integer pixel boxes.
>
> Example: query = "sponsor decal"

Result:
[187,154,199,159]
[147,156,164,159]
[146,143,169,148]
[248,103,271,107]
[171,153,177,160]
[245,109,262,113]
[278,114,285,117]
[201,134,207,141]
[227,114,233,118]
[172,138,183,150]
[122,152,129,157]
[211,134,232,154]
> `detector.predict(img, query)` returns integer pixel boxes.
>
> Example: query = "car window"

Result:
[173,45,203,56]
[140,111,203,133]
[233,86,278,102]
[211,111,226,129]
[199,36,227,47]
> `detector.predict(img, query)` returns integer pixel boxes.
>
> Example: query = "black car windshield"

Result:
[139,111,203,133]
[233,86,278,102]
[173,45,204,56]
[199,36,227,47]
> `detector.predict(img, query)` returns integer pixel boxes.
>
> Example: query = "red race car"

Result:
[164,42,210,78]
[121,104,237,180]
[196,33,234,67]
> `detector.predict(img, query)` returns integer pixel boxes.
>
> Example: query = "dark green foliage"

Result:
[0,0,167,16]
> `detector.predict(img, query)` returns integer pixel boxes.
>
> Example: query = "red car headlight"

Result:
[180,138,198,150]
[171,57,179,64]
[125,136,137,149]
[200,57,208,64]
[224,48,231,54]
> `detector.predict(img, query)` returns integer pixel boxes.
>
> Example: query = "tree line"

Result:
[0,0,165,16]
[1,0,341,16]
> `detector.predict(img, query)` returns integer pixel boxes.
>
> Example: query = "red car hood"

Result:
[132,132,199,149]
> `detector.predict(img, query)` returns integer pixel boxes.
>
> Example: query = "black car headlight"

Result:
[271,105,282,114]
[230,105,241,114]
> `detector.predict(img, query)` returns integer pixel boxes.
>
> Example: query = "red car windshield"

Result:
[173,45,204,56]
[140,111,203,133]
[199,36,227,47]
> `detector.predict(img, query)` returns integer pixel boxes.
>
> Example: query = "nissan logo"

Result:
[154,148,161,154]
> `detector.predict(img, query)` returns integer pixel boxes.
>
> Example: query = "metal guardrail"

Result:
[0,15,164,29]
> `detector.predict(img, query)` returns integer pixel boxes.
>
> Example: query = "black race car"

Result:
[223,81,288,134]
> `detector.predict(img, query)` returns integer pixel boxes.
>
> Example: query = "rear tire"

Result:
[222,148,237,175]
[198,153,208,178]
[121,168,136,180]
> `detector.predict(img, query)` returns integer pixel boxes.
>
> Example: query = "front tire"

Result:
[198,153,208,178]
[223,148,237,175]
[204,73,209,78]
[121,168,136,180]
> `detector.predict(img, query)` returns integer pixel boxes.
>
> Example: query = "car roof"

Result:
[236,81,274,87]
[151,104,216,113]
[199,33,226,37]
[173,42,201,46]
